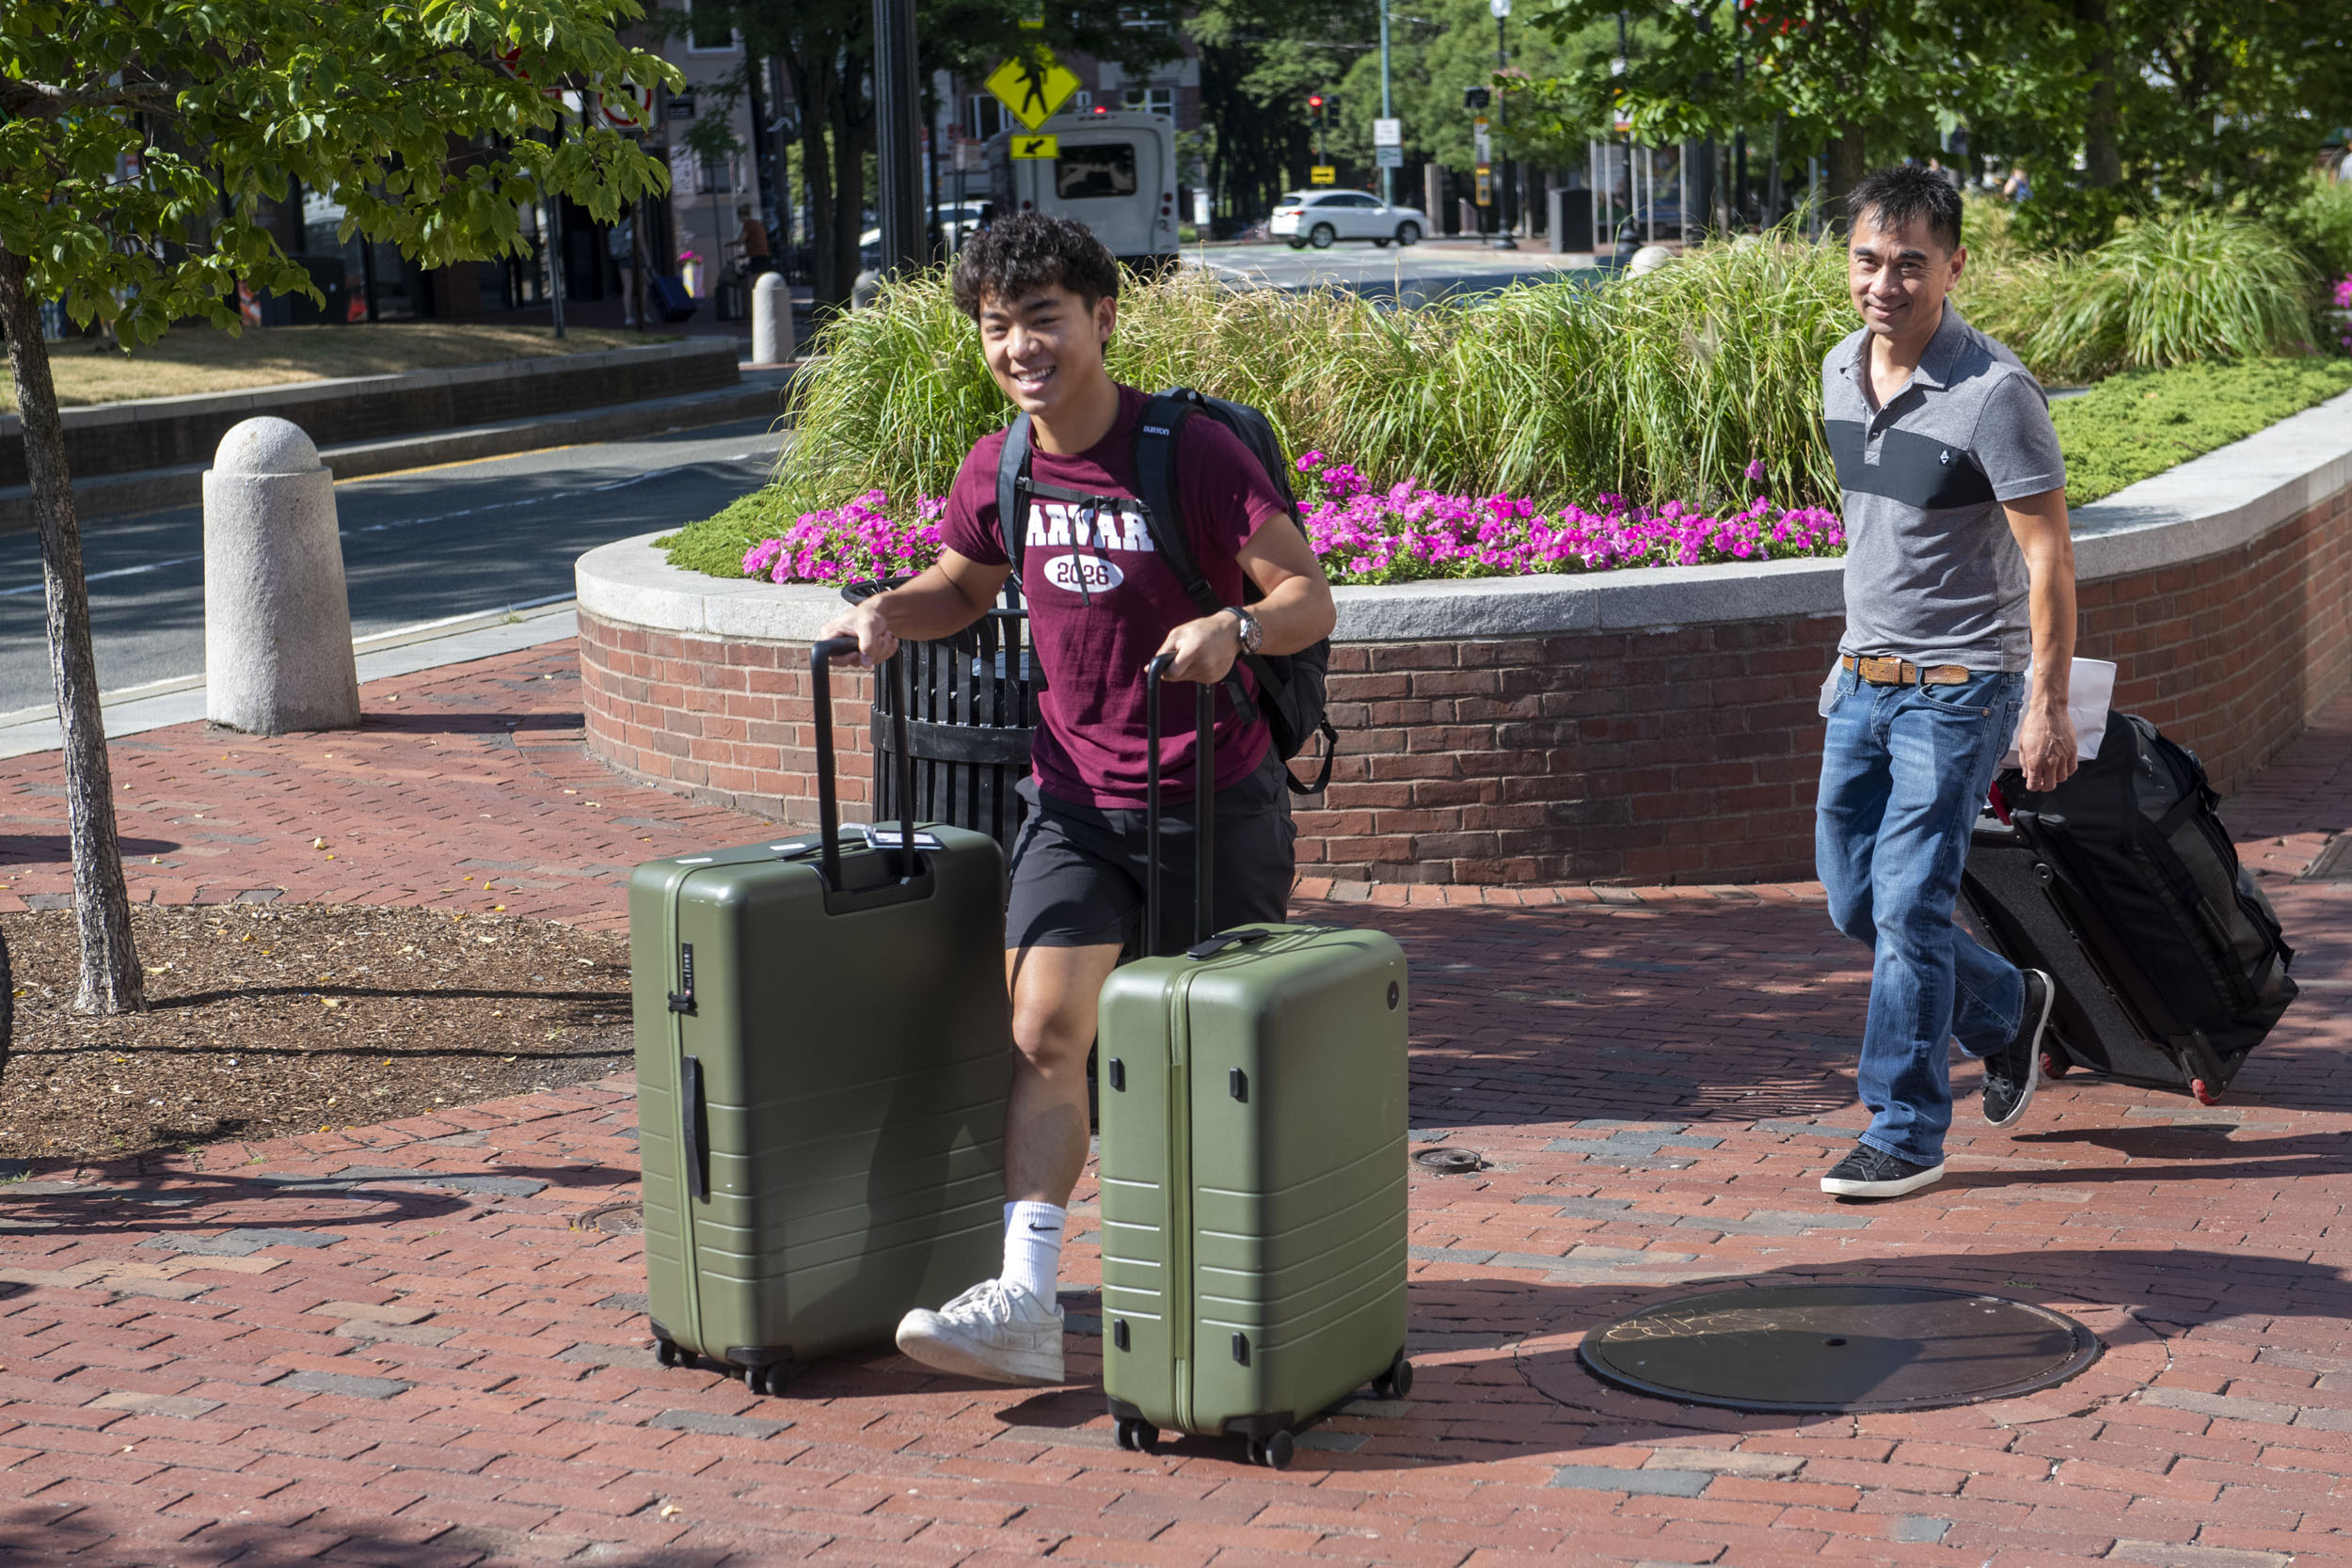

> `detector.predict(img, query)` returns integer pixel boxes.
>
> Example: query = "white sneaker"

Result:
[894,1278,1065,1386]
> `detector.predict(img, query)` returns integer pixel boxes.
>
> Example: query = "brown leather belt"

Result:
[1843,655,1974,687]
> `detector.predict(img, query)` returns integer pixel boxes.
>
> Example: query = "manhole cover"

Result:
[1579,1285,2101,1414]
[577,1203,644,1236]
[1412,1148,1485,1173]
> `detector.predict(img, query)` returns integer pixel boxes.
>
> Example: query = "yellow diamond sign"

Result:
[987,52,1082,131]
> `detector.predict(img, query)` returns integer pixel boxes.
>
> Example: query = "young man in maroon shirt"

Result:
[820,214,1337,1386]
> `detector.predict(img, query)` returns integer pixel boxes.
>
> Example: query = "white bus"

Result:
[985,110,1179,275]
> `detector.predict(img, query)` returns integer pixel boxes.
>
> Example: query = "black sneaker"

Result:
[1820,1143,1946,1198]
[1982,969,2054,1130]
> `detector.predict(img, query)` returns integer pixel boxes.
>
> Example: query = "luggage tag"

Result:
[866,828,945,850]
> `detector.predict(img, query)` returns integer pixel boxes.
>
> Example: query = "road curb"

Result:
[0,598,581,761]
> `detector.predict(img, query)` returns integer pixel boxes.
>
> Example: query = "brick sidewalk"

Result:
[3,643,2350,1567]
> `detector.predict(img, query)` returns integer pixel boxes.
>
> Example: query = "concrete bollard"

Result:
[202,417,361,735]
[1627,244,1676,276]
[752,272,794,364]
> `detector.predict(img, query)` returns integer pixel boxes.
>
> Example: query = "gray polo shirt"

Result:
[1822,303,2066,672]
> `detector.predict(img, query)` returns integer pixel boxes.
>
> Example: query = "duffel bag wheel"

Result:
[1115,1417,1157,1453]
[1373,1353,1414,1400]
[2040,1052,2069,1080]
[654,1338,682,1369]
[1261,1430,1295,1469]
[2191,1077,2220,1107]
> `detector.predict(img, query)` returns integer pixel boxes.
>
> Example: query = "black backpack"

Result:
[993,387,1339,795]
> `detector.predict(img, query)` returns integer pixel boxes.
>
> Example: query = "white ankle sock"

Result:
[1001,1200,1065,1304]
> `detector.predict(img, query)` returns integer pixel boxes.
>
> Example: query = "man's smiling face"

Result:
[1847,210,1966,343]
[977,282,1117,419]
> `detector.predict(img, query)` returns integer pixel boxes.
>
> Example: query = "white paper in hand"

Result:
[2000,657,2115,768]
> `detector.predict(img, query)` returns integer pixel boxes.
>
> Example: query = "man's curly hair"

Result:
[951,212,1121,319]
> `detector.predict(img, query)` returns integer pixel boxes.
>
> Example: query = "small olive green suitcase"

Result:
[632,641,1010,1394]
[1096,660,1412,1466]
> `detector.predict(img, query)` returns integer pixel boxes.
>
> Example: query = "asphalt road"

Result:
[0,415,785,715]
[1187,240,1596,301]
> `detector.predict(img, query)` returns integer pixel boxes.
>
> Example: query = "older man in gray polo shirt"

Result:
[1814,166,2081,1200]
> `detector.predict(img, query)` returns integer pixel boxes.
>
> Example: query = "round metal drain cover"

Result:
[1413,1148,1484,1173]
[1580,1285,2101,1414]
[576,1203,644,1236]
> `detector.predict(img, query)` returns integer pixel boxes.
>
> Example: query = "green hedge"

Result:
[2052,357,2352,508]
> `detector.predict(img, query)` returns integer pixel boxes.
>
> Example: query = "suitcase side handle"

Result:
[679,1053,709,1201]
[812,637,919,890]
[1144,653,1217,957]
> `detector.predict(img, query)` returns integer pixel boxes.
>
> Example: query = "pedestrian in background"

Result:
[2001,165,2033,204]
[1813,166,2079,1199]
[737,204,773,277]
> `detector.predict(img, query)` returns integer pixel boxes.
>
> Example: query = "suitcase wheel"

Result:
[653,1338,684,1370]
[1246,1431,1295,1469]
[1372,1352,1414,1401]
[743,1362,795,1398]
[1114,1417,1158,1453]
[2191,1077,2220,1107]
[2039,1052,2070,1081]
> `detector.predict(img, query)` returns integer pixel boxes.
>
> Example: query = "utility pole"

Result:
[1490,0,1516,250]
[1379,0,1394,206]
[872,0,924,276]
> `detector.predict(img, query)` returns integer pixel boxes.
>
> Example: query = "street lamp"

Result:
[1490,0,1517,250]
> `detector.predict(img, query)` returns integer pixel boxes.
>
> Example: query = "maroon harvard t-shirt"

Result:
[942,385,1292,809]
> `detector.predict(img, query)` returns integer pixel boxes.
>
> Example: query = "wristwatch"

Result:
[1225,606,1263,656]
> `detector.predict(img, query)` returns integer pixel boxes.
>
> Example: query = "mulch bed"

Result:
[0,905,631,1165]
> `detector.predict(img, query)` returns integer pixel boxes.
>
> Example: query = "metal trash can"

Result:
[842,579,1039,856]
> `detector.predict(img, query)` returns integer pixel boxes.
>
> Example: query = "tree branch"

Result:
[0,79,177,122]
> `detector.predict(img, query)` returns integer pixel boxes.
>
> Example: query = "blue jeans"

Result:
[1816,663,2027,1165]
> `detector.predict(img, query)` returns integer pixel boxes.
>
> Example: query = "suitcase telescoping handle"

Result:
[1144,652,1217,957]
[811,636,919,889]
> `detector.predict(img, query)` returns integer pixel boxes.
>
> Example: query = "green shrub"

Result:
[2278,174,2352,283]
[2051,356,2352,508]
[672,209,2334,578]
[1962,210,2319,384]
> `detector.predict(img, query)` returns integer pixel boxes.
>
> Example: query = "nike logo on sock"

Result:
[1027,1222,1058,1233]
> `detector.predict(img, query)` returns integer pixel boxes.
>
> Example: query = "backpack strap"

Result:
[1137,388,1268,728]
[994,412,1034,581]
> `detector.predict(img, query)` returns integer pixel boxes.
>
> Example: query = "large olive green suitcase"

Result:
[1096,659,1412,1466]
[632,641,1011,1395]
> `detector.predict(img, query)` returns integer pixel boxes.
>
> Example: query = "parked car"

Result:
[858,202,991,267]
[1269,190,1426,249]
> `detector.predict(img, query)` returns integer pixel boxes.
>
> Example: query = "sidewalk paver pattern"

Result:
[2,642,2348,1566]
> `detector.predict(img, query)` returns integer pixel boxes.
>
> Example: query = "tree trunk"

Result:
[787,57,844,309]
[0,248,145,1017]
[2076,0,2122,188]
[829,68,876,301]
[1823,127,1868,231]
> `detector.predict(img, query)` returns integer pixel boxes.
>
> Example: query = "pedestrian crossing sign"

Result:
[986,52,1081,131]
[1010,135,1058,160]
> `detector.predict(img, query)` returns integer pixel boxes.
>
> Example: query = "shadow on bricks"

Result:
[0,1158,635,1242]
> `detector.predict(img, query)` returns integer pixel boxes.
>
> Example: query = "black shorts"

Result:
[1004,750,1297,957]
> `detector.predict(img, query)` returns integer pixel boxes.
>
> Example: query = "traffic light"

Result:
[1463,86,1490,111]
[1308,92,1325,118]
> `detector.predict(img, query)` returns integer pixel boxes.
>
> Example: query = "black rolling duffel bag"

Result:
[1958,709,2296,1104]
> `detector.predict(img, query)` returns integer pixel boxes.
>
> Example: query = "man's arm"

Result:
[1155,518,1338,684]
[2004,487,2078,792]
[818,549,1010,667]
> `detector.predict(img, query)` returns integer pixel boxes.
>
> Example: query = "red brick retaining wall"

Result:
[579,486,2352,885]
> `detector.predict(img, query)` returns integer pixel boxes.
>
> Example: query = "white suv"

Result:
[1268,190,1426,249]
